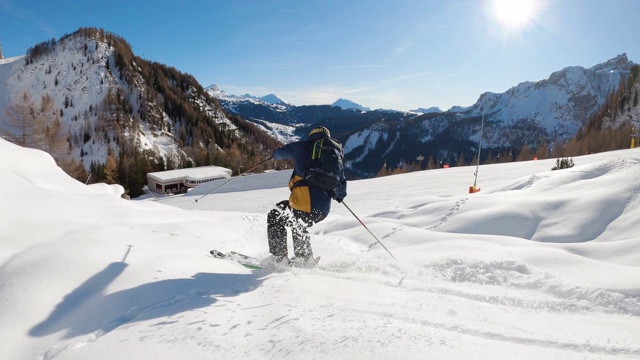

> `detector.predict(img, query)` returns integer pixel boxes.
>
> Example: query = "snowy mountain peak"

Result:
[447,105,470,113]
[205,86,290,108]
[412,107,442,114]
[466,53,635,146]
[590,53,631,73]
[332,98,370,111]
[205,84,224,95]
[260,94,289,106]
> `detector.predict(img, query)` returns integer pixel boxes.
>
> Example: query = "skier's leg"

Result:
[291,210,327,260]
[291,217,312,260]
[267,200,290,257]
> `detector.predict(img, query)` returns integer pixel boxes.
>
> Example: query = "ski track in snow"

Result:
[277,263,640,358]
[42,255,640,359]
[3,140,640,359]
[29,241,640,359]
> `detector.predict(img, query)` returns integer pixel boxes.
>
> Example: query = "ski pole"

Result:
[194,156,273,203]
[341,201,398,262]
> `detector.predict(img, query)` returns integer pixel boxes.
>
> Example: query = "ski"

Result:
[209,250,262,270]
[210,249,321,270]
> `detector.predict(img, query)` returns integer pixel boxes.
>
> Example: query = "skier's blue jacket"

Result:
[273,132,347,215]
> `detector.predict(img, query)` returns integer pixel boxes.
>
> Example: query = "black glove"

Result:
[335,197,344,203]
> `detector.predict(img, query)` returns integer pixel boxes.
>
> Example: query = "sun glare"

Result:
[493,0,537,29]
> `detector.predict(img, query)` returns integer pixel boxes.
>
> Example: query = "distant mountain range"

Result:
[0,27,637,185]
[208,53,636,177]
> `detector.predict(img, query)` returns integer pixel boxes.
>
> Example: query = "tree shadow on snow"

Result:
[29,250,263,339]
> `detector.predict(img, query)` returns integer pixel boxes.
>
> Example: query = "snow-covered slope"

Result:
[0,30,251,181]
[1,137,640,359]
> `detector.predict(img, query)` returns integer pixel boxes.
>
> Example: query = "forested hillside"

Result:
[1,28,281,197]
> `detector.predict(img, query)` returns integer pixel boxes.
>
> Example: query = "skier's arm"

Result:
[273,142,298,160]
[335,166,347,202]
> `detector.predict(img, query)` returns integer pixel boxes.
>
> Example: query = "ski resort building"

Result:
[147,166,232,194]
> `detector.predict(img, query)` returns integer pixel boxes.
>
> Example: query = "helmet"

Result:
[308,126,330,138]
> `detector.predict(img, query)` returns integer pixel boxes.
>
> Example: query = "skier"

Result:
[266,126,347,266]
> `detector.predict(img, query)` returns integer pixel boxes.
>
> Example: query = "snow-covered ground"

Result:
[1,137,640,359]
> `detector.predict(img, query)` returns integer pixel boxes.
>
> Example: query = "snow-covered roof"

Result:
[148,166,232,182]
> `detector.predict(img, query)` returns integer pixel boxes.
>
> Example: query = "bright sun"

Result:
[493,0,537,29]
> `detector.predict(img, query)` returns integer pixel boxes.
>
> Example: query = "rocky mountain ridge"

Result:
[210,54,636,177]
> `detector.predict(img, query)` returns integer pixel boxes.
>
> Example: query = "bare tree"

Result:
[3,91,67,161]
[103,153,119,184]
[38,94,66,158]
[3,91,41,147]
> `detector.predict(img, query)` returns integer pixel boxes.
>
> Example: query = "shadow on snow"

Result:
[29,253,263,339]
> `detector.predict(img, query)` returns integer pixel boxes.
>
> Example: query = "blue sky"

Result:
[2,0,640,111]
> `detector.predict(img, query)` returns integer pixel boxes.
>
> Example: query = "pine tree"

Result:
[552,157,575,170]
